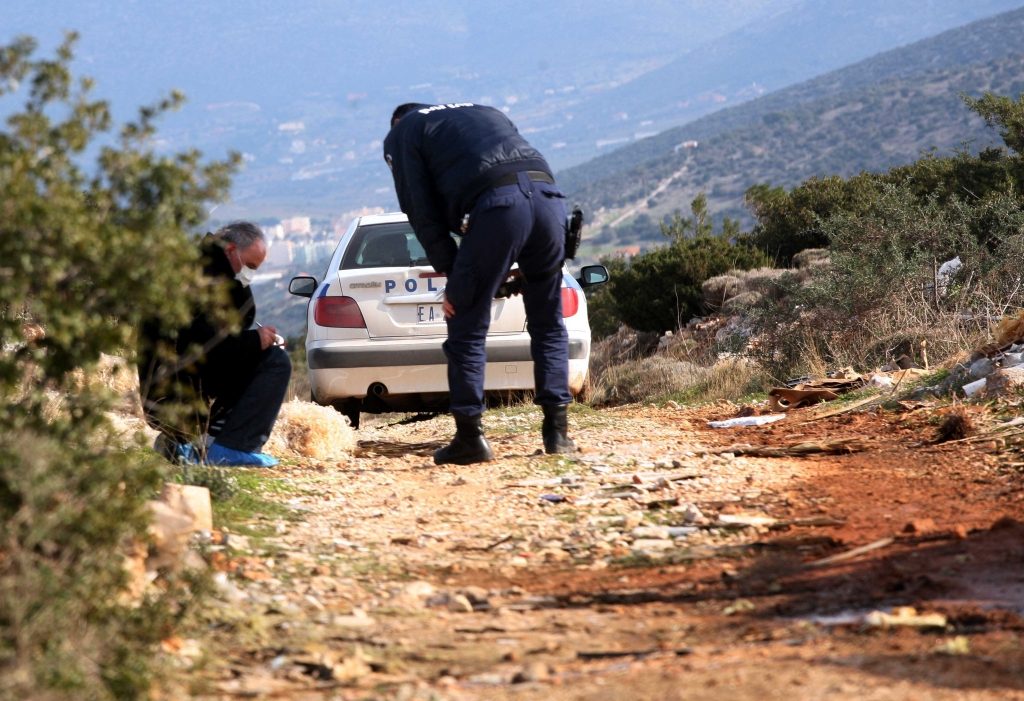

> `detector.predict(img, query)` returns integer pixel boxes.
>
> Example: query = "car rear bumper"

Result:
[308,337,588,368]
[307,334,590,401]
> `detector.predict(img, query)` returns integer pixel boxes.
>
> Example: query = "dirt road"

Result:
[188,401,1024,700]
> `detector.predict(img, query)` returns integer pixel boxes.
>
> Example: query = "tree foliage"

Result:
[745,92,1024,263]
[0,34,237,699]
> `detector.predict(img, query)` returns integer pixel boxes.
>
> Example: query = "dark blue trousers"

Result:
[211,345,291,452]
[443,171,572,416]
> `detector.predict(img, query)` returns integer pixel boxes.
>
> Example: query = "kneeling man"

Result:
[137,222,290,466]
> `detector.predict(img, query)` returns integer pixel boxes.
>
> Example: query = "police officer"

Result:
[384,102,576,465]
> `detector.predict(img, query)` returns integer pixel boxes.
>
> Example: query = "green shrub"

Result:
[0,34,236,699]
[606,235,770,333]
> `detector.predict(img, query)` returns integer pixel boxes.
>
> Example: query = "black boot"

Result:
[434,412,494,465]
[542,404,576,454]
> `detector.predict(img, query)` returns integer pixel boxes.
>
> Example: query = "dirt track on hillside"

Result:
[186,400,1024,700]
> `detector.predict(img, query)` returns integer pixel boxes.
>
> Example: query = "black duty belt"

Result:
[492,170,555,188]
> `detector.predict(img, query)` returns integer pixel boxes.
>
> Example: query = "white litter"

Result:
[707,414,787,428]
[962,378,987,397]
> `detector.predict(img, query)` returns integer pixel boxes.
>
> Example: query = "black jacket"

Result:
[137,236,263,432]
[383,103,551,274]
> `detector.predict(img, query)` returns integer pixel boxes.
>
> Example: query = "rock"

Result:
[984,366,1024,397]
[952,524,969,540]
[631,538,674,553]
[146,499,194,571]
[390,580,436,609]
[903,518,937,534]
[161,483,213,532]
[674,503,704,524]
[631,525,670,539]
[401,580,436,599]
[717,513,777,528]
[227,533,252,552]
[461,586,490,605]
[120,540,150,604]
[667,526,698,538]
[512,662,550,683]
[468,672,507,685]
[332,608,376,628]
[622,511,645,529]
[1002,352,1024,368]
[447,594,474,613]
[968,357,994,379]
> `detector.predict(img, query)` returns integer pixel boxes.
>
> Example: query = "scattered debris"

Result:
[708,414,786,428]
[864,606,948,630]
[712,438,871,458]
[806,537,895,568]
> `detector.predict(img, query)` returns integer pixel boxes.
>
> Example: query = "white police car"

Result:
[288,212,608,428]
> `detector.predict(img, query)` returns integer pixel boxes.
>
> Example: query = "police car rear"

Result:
[289,212,606,428]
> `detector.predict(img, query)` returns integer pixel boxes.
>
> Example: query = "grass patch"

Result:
[212,473,302,538]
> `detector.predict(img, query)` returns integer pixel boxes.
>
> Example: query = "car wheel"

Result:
[332,400,360,429]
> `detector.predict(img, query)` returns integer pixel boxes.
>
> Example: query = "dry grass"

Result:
[993,310,1024,347]
[264,399,356,461]
[589,355,706,405]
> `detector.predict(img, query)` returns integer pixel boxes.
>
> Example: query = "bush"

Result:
[743,182,1024,378]
[606,235,770,333]
[0,35,236,699]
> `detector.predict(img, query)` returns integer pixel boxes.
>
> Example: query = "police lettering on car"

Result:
[383,277,442,294]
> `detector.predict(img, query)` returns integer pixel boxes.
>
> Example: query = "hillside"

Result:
[561,6,1024,248]
[6,0,1017,220]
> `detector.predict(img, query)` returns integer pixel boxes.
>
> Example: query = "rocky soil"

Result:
[173,399,1024,700]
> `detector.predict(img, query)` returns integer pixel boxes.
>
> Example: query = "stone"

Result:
[968,357,994,379]
[984,366,1024,397]
[332,608,376,628]
[631,525,670,539]
[461,586,490,604]
[631,538,674,553]
[675,503,704,524]
[903,518,937,534]
[512,662,550,683]
[161,483,213,532]
[447,594,474,613]
[667,526,698,538]
[146,499,194,571]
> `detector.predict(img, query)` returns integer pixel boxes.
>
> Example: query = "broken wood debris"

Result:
[709,438,872,458]
[576,647,692,661]
[806,537,895,568]
[449,533,515,552]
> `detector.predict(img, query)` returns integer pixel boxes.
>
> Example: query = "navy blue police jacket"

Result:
[383,103,552,275]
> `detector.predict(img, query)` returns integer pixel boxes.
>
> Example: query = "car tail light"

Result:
[561,287,579,318]
[314,296,366,328]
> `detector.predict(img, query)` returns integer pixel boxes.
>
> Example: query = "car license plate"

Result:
[415,304,444,323]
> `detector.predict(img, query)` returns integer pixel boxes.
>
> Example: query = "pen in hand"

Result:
[255,322,286,347]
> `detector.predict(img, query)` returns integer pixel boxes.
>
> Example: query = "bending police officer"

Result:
[383,102,577,465]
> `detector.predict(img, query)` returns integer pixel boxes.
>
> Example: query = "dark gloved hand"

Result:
[495,271,524,299]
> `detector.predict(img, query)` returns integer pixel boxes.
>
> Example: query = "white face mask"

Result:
[235,265,257,287]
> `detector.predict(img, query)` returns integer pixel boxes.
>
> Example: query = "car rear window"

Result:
[340,222,430,270]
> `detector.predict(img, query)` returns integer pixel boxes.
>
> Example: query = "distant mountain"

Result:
[561,6,1024,250]
[562,0,1024,165]
[5,0,1017,221]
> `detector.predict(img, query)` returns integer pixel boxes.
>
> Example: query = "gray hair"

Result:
[214,221,265,249]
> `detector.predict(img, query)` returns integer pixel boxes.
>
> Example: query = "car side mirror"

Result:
[288,276,318,298]
[577,264,609,289]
